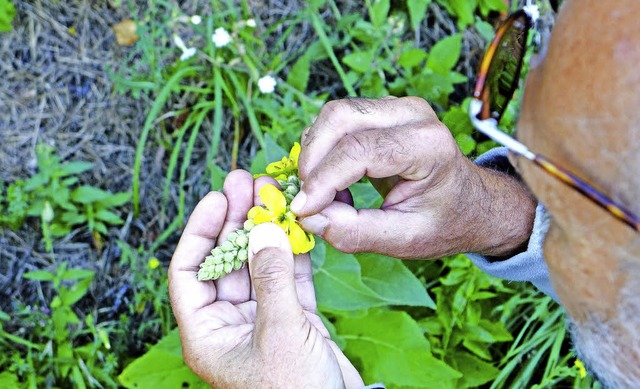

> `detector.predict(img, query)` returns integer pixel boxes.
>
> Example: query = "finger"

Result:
[328,342,365,388]
[248,223,305,331]
[213,169,255,304]
[169,191,228,322]
[298,96,436,180]
[293,123,449,216]
[299,200,442,258]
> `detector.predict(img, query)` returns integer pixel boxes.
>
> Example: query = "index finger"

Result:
[169,191,228,323]
[298,96,435,180]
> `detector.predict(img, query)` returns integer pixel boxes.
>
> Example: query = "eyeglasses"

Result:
[468,3,640,232]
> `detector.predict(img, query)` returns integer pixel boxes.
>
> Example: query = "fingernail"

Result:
[300,214,328,236]
[249,223,289,258]
[290,190,307,214]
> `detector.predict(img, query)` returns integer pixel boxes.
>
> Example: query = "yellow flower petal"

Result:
[289,142,300,166]
[248,206,274,224]
[259,184,287,215]
[287,220,315,254]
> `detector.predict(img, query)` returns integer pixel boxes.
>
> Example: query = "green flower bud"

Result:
[233,259,243,271]
[227,231,239,242]
[244,219,255,231]
[235,234,248,248]
[237,248,248,262]
[220,241,235,252]
[223,251,236,263]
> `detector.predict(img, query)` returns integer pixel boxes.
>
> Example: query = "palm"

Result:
[169,171,363,388]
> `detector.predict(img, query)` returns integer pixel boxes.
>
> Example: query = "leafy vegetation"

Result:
[0,0,601,388]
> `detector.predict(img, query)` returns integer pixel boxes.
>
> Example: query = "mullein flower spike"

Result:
[197,143,313,281]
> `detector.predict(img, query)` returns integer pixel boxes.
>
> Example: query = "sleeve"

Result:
[465,147,558,301]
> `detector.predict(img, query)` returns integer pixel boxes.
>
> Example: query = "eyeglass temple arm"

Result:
[468,100,640,232]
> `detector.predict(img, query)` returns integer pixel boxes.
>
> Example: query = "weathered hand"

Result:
[293,96,536,259]
[168,170,364,389]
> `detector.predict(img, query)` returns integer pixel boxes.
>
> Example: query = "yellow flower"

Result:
[574,359,587,378]
[258,142,301,181]
[247,183,314,254]
[148,257,160,270]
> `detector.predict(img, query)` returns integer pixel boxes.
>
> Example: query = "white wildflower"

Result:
[212,27,232,48]
[190,15,202,25]
[258,75,277,94]
[523,4,540,22]
[173,34,197,61]
[246,19,256,28]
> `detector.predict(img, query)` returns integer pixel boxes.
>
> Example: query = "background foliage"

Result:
[0,0,600,388]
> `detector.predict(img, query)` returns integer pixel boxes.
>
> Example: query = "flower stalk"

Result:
[197,142,313,281]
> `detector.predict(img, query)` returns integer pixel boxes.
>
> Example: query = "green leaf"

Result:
[94,209,124,225]
[23,270,55,282]
[336,309,461,387]
[0,372,19,387]
[426,34,462,75]
[455,133,476,155]
[287,54,311,92]
[313,241,386,311]
[342,51,374,73]
[0,0,16,32]
[369,0,390,28]
[463,319,513,343]
[356,252,435,309]
[398,48,428,68]
[59,161,94,176]
[119,329,208,388]
[70,186,111,204]
[98,192,131,207]
[249,134,287,175]
[449,351,500,388]
[448,0,477,29]
[407,0,432,31]
[60,277,93,306]
[61,268,94,280]
[474,19,495,43]
[350,182,382,209]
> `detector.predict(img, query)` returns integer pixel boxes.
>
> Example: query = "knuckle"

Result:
[339,133,369,161]
[251,247,291,288]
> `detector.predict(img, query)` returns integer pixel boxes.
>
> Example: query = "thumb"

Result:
[248,223,303,326]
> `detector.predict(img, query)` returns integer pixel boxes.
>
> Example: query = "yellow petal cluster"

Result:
[259,142,301,181]
[248,183,314,254]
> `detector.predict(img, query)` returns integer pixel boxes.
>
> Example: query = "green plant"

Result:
[0,263,118,387]
[0,0,15,32]
[0,145,130,250]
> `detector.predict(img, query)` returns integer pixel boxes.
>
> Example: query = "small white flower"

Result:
[190,15,202,25]
[246,19,256,28]
[258,75,277,94]
[212,27,232,48]
[523,4,540,22]
[180,47,197,61]
[173,34,197,61]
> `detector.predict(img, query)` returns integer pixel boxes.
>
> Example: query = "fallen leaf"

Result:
[112,19,138,46]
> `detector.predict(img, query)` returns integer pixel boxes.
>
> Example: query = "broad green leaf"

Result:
[398,48,428,68]
[314,241,434,311]
[463,319,513,343]
[369,0,390,28]
[60,161,94,176]
[208,163,227,191]
[426,34,462,75]
[455,133,476,155]
[407,0,432,31]
[336,309,461,387]
[474,19,495,43]
[350,182,382,209]
[287,54,311,92]
[23,270,55,282]
[448,0,477,29]
[0,371,19,387]
[119,329,208,389]
[356,252,435,308]
[70,186,111,204]
[313,241,386,311]
[449,351,500,388]
[342,51,374,73]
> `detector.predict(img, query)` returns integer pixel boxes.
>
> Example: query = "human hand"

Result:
[292,96,536,259]
[168,170,364,389]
